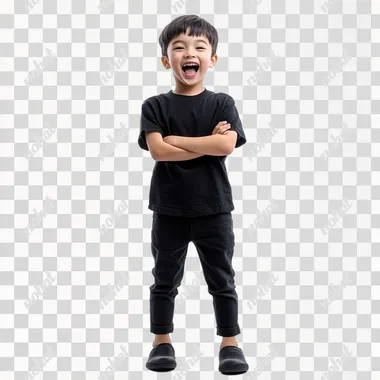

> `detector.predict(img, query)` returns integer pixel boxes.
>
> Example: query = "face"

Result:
[162,31,218,87]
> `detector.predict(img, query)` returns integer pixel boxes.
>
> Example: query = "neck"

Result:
[173,86,204,95]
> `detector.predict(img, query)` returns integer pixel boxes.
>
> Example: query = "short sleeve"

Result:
[221,95,247,148]
[138,100,165,151]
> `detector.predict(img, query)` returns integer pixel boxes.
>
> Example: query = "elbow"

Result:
[151,151,161,161]
[149,143,166,161]
[224,143,234,155]
[151,146,165,161]
[226,147,234,155]
[214,135,233,156]
[146,146,159,161]
[222,132,237,155]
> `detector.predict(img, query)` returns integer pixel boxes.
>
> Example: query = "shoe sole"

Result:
[219,360,249,375]
[146,356,177,372]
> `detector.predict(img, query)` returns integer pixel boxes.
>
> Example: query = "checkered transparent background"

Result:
[0,0,379,379]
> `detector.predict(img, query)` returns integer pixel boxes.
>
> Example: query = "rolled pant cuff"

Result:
[151,323,174,334]
[217,325,241,337]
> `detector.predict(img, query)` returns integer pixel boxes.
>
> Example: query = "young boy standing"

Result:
[138,14,249,375]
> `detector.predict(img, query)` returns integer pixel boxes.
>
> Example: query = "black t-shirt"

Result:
[138,87,247,217]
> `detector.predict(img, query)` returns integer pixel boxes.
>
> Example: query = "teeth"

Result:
[182,63,199,72]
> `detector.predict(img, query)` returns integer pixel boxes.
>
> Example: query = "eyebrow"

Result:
[171,39,208,45]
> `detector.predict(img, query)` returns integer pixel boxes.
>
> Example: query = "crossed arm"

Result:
[156,132,237,161]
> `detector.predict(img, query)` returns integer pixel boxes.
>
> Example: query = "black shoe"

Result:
[146,343,177,372]
[218,345,249,375]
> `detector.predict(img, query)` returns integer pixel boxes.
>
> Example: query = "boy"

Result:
[138,14,249,375]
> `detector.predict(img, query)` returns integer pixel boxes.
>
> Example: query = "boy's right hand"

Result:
[212,121,231,135]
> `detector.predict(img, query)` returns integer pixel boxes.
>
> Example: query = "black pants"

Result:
[149,211,241,337]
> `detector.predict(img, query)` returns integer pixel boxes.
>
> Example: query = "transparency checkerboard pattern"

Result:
[0,0,379,379]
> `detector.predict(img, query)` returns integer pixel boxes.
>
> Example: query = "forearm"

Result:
[170,135,228,156]
[156,142,205,161]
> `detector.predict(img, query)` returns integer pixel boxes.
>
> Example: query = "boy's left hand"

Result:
[212,121,231,135]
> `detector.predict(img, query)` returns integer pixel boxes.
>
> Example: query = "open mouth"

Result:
[182,63,200,76]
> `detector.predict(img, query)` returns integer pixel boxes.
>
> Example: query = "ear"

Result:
[209,54,218,68]
[161,56,170,69]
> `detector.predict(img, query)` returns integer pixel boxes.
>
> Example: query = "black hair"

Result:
[158,14,218,58]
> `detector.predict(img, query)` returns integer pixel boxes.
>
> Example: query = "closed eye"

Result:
[174,47,205,50]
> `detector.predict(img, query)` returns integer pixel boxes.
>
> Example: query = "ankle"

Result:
[220,337,238,348]
[221,336,237,342]
[153,334,172,346]
[154,334,171,340]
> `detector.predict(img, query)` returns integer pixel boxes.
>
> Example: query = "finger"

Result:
[221,125,231,134]
[213,122,229,134]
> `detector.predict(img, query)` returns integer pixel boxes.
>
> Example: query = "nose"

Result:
[185,47,197,57]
